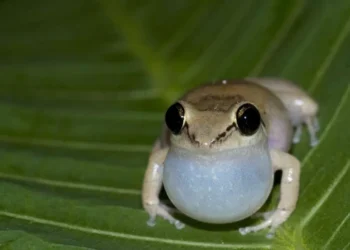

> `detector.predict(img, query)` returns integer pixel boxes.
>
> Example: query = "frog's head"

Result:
[165,96,267,152]
[163,83,273,223]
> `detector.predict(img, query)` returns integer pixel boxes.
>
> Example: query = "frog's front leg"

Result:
[239,149,300,238]
[142,139,185,229]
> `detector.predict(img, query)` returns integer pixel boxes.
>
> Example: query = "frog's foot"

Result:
[305,116,319,147]
[293,116,319,146]
[145,202,185,230]
[239,209,291,239]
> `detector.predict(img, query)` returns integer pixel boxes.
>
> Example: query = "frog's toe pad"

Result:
[292,137,300,144]
[238,227,251,235]
[147,218,156,227]
[239,223,276,238]
[174,220,185,230]
[266,230,275,239]
[310,137,319,147]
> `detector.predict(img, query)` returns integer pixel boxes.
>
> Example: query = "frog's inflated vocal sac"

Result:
[142,78,319,237]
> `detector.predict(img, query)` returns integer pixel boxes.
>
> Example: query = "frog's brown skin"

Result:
[142,78,319,236]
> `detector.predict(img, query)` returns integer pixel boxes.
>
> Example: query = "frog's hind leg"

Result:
[291,110,319,146]
[287,104,319,146]
[246,77,320,147]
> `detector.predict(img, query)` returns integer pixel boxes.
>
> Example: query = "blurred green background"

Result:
[0,0,349,249]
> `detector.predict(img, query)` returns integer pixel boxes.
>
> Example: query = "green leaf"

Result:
[0,0,349,249]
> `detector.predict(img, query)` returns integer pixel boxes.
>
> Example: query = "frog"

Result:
[141,77,319,237]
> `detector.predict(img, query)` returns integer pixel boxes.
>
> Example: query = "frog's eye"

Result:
[236,103,261,136]
[165,102,185,135]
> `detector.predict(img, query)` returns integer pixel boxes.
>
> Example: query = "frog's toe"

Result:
[305,116,319,147]
[147,216,156,227]
[174,220,185,229]
[240,208,292,237]
[159,202,177,213]
[266,228,276,239]
[149,203,185,229]
[292,137,300,144]
[310,137,319,147]
[159,204,185,229]
[313,116,320,132]
[292,125,302,144]
[238,227,251,235]
[239,219,272,236]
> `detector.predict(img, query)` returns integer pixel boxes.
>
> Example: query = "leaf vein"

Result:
[159,5,208,57]
[308,14,350,93]
[5,89,159,101]
[0,135,151,153]
[0,211,271,249]
[179,1,253,85]
[300,160,350,228]
[0,173,141,195]
[322,212,350,249]
[301,85,349,167]
[249,0,304,76]
[342,241,350,250]
[300,85,349,197]
[279,7,328,76]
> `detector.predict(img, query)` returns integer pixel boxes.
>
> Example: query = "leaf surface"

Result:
[0,0,349,249]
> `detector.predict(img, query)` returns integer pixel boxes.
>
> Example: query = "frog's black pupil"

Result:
[236,103,261,136]
[165,103,185,135]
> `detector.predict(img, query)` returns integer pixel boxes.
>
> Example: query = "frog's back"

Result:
[182,79,293,151]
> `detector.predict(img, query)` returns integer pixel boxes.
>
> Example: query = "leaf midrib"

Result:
[98,0,171,98]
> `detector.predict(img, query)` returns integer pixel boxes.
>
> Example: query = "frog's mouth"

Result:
[162,142,274,224]
[170,125,268,154]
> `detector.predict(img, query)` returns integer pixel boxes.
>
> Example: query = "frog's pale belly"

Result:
[163,142,273,224]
